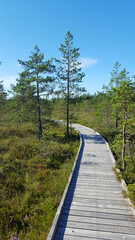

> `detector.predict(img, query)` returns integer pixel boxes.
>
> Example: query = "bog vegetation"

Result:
[0,32,135,239]
[0,115,80,240]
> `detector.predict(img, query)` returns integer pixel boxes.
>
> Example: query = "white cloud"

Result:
[0,75,18,90]
[80,57,98,69]
[15,63,21,67]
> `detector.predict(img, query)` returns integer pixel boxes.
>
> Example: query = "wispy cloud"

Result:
[0,75,18,90]
[80,57,98,69]
[15,63,21,67]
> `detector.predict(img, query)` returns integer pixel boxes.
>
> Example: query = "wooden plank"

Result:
[63,201,131,211]
[63,204,133,215]
[58,220,135,235]
[62,209,135,222]
[60,214,135,228]
[56,227,135,240]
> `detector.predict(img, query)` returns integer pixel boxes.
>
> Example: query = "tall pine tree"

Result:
[110,61,122,129]
[57,31,85,136]
[18,45,55,139]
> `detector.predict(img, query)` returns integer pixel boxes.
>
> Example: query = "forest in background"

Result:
[0,31,135,239]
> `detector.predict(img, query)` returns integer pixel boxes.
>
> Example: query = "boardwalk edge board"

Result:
[47,125,83,240]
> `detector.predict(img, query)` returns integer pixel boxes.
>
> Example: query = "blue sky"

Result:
[0,0,135,95]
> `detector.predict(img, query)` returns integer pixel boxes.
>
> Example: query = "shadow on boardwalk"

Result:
[83,134,105,144]
[55,135,85,238]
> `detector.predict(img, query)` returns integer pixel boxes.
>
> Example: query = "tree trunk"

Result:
[115,111,118,129]
[38,101,42,139]
[67,56,70,137]
[36,76,42,139]
[106,107,109,130]
[122,124,126,170]
[115,79,119,129]
[122,109,127,170]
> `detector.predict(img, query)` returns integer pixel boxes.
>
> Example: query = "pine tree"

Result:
[0,80,7,113]
[113,69,135,170]
[18,45,55,139]
[0,61,7,118]
[110,61,122,129]
[57,31,85,136]
[11,71,36,122]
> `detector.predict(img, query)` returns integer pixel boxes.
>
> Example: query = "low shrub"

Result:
[128,183,135,205]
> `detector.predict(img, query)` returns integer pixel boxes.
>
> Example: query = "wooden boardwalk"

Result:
[48,124,135,240]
